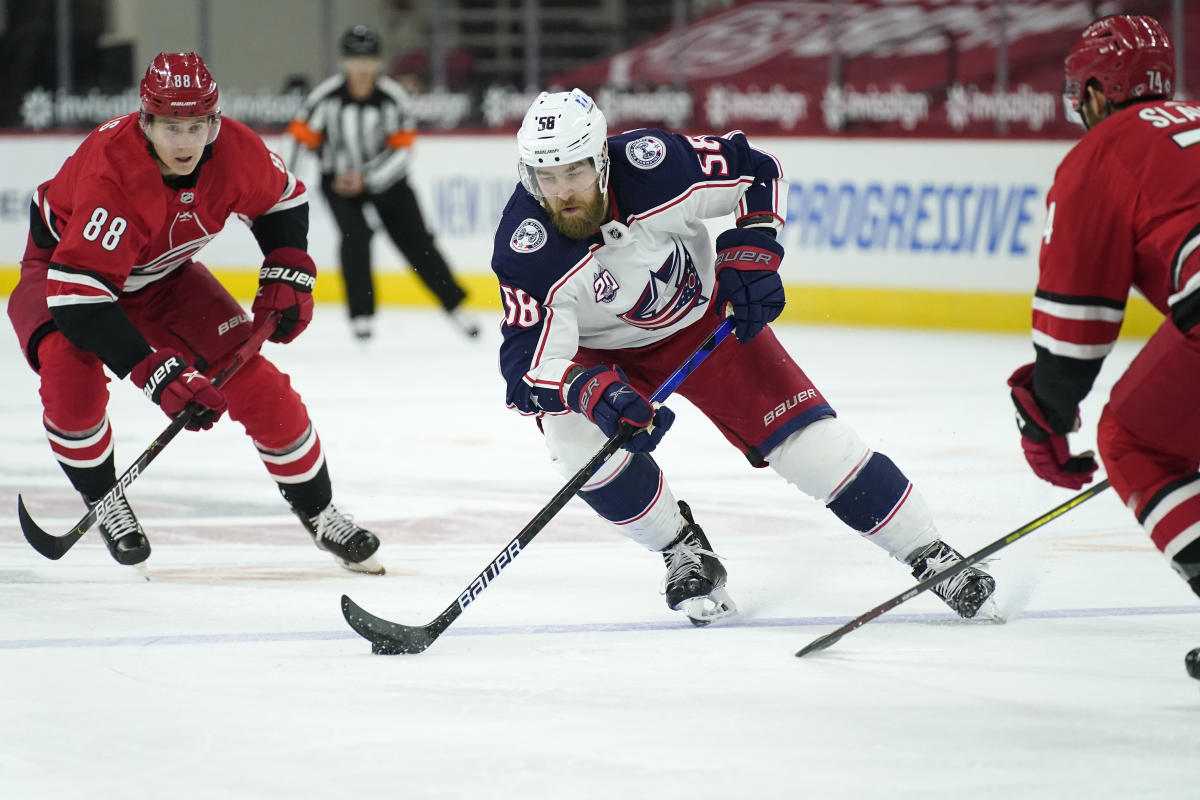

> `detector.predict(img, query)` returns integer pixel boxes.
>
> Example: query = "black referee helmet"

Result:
[341,25,381,57]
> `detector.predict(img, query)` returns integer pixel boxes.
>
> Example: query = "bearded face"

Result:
[531,161,609,239]
[543,186,608,239]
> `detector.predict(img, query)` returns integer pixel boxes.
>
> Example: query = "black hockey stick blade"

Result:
[341,316,738,655]
[341,595,439,655]
[341,424,636,655]
[18,494,89,560]
[795,479,1112,658]
[18,417,187,560]
[16,317,277,560]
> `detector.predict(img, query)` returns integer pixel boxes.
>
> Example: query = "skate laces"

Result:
[914,543,977,600]
[97,496,141,541]
[664,533,718,585]
[313,505,359,546]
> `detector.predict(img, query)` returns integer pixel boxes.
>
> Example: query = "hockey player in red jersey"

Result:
[1008,16,1200,608]
[492,89,996,625]
[6,52,384,574]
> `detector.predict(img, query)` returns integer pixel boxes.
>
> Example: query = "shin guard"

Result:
[826,452,936,560]
[579,451,682,551]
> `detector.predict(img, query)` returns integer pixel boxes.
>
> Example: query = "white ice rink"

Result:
[2,306,1197,800]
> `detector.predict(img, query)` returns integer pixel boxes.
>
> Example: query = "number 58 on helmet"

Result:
[516,88,609,200]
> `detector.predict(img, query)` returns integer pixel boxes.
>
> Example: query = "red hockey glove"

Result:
[131,349,228,431]
[252,247,315,343]
[713,228,786,344]
[565,365,675,453]
[1007,363,1097,489]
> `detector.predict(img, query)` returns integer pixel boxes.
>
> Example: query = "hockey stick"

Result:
[795,478,1112,657]
[342,315,738,654]
[18,315,279,560]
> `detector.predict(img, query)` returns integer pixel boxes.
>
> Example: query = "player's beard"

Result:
[544,190,608,239]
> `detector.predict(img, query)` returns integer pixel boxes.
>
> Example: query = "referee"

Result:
[283,25,477,340]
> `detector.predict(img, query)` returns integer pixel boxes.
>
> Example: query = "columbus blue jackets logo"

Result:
[619,239,708,329]
[510,219,547,253]
[626,136,666,170]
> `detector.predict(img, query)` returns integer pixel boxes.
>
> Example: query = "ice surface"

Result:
[2,307,1196,800]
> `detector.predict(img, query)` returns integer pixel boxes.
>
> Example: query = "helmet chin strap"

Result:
[1077,89,1114,131]
[597,142,611,196]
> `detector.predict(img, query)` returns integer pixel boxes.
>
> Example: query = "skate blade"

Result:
[974,596,1005,623]
[336,553,386,575]
[684,586,737,627]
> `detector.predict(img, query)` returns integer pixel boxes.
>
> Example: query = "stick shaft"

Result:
[795,479,1112,657]
[19,319,278,559]
[343,316,738,653]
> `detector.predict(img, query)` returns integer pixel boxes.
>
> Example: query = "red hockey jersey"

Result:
[34,113,306,307]
[1032,99,1200,431]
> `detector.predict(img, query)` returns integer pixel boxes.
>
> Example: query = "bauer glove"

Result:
[1007,363,1097,489]
[253,247,316,343]
[131,348,228,431]
[713,228,786,344]
[565,365,675,453]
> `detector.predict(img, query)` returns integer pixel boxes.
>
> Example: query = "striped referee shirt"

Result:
[282,74,416,194]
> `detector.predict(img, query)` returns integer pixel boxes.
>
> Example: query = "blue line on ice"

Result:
[2,604,1197,650]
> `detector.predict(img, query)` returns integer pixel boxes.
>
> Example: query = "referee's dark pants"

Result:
[320,175,468,320]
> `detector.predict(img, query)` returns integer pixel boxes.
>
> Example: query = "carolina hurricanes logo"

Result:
[618,239,708,329]
[169,209,209,250]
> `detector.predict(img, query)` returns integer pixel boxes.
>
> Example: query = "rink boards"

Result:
[0,132,1162,334]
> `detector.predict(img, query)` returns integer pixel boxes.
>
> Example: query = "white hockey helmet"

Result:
[517,88,609,199]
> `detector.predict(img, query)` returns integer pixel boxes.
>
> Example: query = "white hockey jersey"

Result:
[491,128,785,415]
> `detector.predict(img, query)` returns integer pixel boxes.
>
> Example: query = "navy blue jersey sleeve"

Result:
[492,186,594,415]
[608,128,784,227]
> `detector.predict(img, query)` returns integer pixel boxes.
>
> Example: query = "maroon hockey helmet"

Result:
[1063,15,1173,117]
[139,52,222,142]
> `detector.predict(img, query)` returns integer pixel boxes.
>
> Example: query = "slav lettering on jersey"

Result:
[1028,99,1200,422]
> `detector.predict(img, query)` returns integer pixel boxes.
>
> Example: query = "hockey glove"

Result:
[131,349,228,431]
[1007,363,1097,489]
[252,247,316,343]
[713,228,786,344]
[565,365,675,453]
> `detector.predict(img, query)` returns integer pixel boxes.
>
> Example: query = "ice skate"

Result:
[296,504,385,575]
[660,501,737,626]
[448,307,480,339]
[91,493,151,567]
[907,540,997,619]
[350,316,373,341]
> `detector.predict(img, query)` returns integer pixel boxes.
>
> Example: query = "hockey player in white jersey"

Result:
[491,89,996,624]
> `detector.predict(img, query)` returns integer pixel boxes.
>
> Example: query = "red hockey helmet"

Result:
[1063,15,1173,117]
[139,52,221,142]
